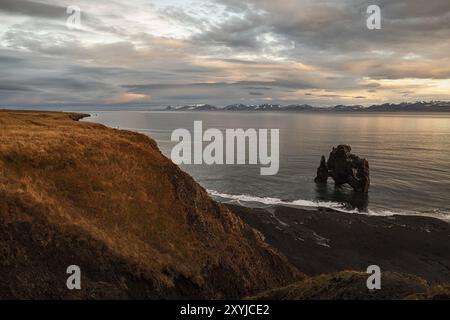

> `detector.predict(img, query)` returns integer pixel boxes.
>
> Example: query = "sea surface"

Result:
[84,111,450,221]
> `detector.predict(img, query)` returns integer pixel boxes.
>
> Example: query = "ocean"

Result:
[85,111,450,221]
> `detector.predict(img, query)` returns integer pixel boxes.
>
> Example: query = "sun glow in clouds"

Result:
[0,0,449,107]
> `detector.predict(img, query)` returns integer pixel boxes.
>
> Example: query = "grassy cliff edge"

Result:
[0,110,301,299]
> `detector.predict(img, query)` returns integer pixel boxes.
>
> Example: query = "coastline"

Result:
[85,110,450,222]
[0,110,300,299]
[208,189,450,223]
[228,203,450,283]
[83,109,450,284]
[1,110,448,299]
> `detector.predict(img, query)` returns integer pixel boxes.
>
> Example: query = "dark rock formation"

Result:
[314,145,370,193]
[314,156,329,183]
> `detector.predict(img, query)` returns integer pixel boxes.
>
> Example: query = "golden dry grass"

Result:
[250,271,449,300]
[0,110,300,299]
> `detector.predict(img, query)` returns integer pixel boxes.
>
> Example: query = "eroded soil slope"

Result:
[0,110,300,299]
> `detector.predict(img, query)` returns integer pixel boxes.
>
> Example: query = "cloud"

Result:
[249,92,264,96]
[0,0,449,107]
[103,93,151,104]
[0,0,65,19]
[123,79,314,93]
[0,83,32,91]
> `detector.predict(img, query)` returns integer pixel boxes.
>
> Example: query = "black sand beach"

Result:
[228,204,450,283]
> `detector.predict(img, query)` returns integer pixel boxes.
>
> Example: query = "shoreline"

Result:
[1,110,448,299]
[83,110,450,224]
[227,203,450,283]
[209,191,450,223]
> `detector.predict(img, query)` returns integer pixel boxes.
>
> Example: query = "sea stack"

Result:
[314,145,370,193]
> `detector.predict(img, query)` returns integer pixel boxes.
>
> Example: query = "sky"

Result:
[0,0,450,109]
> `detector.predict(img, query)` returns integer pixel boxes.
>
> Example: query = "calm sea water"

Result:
[85,111,450,220]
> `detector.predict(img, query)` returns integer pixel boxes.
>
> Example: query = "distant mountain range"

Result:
[164,101,450,112]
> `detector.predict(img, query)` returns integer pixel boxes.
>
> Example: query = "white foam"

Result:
[207,189,450,222]
[208,189,359,212]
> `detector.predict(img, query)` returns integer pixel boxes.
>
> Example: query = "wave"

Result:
[208,189,356,212]
[207,189,450,222]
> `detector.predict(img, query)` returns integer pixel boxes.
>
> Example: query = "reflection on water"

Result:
[315,183,369,212]
[85,111,450,219]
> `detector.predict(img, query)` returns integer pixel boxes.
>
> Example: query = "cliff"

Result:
[0,110,300,299]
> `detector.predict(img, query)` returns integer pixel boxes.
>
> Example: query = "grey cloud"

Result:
[123,79,314,92]
[1,0,449,107]
[0,83,32,91]
[0,0,65,19]
[192,12,267,49]
[158,6,209,31]
[204,0,450,65]
[242,86,272,91]
[0,55,24,64]
[378,0,450,19]
[218,58,268,65]
[27,77,109,91]
[174,66,221,74]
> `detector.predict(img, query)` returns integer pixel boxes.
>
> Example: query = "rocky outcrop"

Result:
[314,156,329,183]
[315,145,370,193]
[0,110,301,299]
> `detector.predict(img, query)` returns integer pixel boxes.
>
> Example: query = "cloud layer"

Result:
[1,0,449,108]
